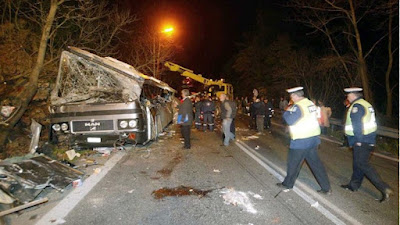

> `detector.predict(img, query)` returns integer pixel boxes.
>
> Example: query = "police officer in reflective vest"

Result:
[277,87,331,194]
[201,96,216,131]
[340,87,393,202]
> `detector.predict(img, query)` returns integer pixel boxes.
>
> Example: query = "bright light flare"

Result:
[162,27,174,33]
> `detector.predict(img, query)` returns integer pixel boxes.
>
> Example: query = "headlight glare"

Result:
[61,123,69,131]
[119,120,128,128]
[52,124,61,131]
[128,120,137,128]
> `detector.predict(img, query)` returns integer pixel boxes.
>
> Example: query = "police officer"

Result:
[340,87,393,202]
[194,96,203,130]
[277,87,331,194]
[201,96,216,131]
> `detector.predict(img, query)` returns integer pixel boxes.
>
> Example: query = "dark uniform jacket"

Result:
[265,101,274,117]
[252,101,265,116]
[194,100,203,114]
[201,99,215,114]
[178,98,193,126]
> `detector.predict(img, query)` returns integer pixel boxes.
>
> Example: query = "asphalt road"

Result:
[12,114,398,225]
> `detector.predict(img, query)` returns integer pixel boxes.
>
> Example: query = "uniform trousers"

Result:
[194,112,202,129]
[203,113,214,131]
[282,146,330,191]
[349,144,389,192]
[181,125,191,149]
[256,115,264,133]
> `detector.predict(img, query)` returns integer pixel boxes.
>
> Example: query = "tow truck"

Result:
[164,61,233,99]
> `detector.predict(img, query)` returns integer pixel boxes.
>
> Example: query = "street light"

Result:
[154,26,174,80]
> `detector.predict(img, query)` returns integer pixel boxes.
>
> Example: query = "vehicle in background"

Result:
[164,61,233,100]
[49,47,176,149]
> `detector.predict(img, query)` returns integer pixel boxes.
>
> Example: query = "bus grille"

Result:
[72,120,114,132]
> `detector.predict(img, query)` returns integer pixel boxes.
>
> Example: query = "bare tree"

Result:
[289,0,396,104]
[0,0,62,148]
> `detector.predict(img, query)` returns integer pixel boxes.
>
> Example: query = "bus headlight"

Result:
[61,123,69,131]
[119,120,128,129]
[128,120,137,128]
[52,124,61,131]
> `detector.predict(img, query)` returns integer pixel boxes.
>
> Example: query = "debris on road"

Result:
[152,186,212,199]
[72,179,83,188]
[242,135,259,141]
[220,188,258,214]
[0,197,48,217]
[65,150,81,161]
[254,145,260,150]
[128,189,134,194]
[0,156,83,203]
[29,119,42,154]
[311,201,319,208]
[213,169,221,173]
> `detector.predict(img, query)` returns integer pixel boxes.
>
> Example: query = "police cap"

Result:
[286,86,303,93]
[344,87,363,93]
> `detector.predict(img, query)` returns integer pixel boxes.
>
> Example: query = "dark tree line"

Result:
[228,0,398,119]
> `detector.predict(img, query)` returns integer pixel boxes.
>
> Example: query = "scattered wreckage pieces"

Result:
[0,156,83,204]
[220,188,264,214]
[0,198,48,217]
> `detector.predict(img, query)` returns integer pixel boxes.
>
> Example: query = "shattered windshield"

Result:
[51,50,143,105]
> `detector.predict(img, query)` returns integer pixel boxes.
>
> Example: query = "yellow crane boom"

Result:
[164,61,233,99]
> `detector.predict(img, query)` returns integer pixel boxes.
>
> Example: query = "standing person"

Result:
[277,87,331,194]
[318,100,332,135]
[340,87,393,202]
[249,97,257,129]
[194,96,203,130]
[227,96,237,138]
[264,98,274,132]
[219,94,235,146]
[279,97,288,112]
[177,89,193,149]
[201,96,215,132]
[253,97,265,134]
[341,99,351,148]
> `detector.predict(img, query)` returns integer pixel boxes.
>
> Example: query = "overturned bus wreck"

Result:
[49,47,176,149]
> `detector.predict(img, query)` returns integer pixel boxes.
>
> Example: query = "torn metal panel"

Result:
[0,156,83,203]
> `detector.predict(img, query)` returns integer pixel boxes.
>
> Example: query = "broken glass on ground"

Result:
[0,156,83,203]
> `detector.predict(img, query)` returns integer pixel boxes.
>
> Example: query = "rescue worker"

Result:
[277,87,331,194]
[340,87,393,202]
[264,98,274,132]
[201,96,216,131]
[194,96,203,130]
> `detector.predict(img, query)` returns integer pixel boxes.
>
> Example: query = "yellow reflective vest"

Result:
[288,98,321,140]
[345,99,377,136]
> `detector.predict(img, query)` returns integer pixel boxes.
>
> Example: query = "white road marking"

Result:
[235,140,362,225]
[35,151,126,225]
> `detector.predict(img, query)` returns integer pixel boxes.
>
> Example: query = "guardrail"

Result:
[270,110,398,139]
[329,118,399,139]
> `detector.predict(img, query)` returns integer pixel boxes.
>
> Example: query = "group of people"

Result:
[277,86,392,202]
[176,86,393,202]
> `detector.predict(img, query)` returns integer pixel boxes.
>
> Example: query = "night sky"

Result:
[121,0,283,77]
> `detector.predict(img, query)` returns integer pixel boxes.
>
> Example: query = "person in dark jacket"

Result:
[264,98,274,132]
[194,96,203,130]
[249,97,256,129]
[178,89,193,149]
[201,96,216,131]
[252,98,265,133]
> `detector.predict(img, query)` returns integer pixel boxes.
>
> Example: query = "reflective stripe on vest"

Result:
[289,98,321,140]
[345,99,377,136]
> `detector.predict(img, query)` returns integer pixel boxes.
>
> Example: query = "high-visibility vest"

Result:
[288,98,321,140]
[345,99,377,136]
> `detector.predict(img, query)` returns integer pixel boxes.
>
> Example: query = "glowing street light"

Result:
[162,27,174,33]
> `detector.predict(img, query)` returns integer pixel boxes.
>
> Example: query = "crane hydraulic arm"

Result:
[164,61,233,98]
